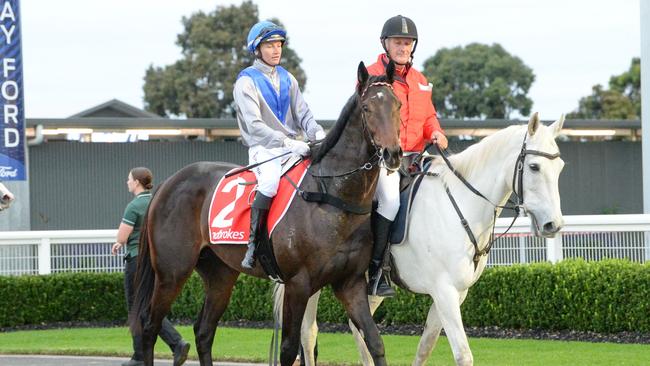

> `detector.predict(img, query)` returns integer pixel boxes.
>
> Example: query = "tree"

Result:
[143,1,306,118]
[422,43,535,119]
[569,58,640,119]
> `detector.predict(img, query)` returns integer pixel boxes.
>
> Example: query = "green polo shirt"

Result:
[121,191,152,258]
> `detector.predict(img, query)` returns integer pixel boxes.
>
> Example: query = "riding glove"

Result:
[284,138,311,156]
[315,130,326,141]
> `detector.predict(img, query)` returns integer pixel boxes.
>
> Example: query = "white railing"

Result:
[489,214,650,266]
[0,230,120,275]
[0,215,649,275]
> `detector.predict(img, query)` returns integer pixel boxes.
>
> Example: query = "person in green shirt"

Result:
[111,167,190,366]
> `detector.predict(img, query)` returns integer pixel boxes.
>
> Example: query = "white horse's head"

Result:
[519,112,565,238]
[0,183,14,211]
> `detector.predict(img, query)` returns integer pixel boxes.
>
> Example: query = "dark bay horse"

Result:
[131,61,402,366]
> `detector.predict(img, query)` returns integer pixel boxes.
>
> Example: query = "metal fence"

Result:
[1,215,649,275]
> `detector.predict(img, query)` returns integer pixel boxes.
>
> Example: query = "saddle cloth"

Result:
[208,157,309,244]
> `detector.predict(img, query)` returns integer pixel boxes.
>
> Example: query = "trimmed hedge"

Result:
[1,259,648,333]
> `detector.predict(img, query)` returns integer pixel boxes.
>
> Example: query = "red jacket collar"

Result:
[377,54,409,82]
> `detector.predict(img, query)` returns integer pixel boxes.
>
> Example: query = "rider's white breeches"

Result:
[374,167,400,221]
[249,145,291,198]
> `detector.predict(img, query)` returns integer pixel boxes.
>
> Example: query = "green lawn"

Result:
[0,326,647,365]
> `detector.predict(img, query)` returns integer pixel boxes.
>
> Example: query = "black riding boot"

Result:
[241,193,272,269]
[368,213,396,297]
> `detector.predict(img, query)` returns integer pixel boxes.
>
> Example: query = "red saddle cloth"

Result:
[208,160,310,244]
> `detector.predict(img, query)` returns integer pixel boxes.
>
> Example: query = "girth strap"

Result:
[300,191,371,215]
[283,174,371,215]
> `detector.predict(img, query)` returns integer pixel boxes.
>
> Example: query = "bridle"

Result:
[292,81,398,215]
[422,131,561,268]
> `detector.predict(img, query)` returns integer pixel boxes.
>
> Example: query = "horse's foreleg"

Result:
[412,301,443,366]
[193,250,240,366]
[299,290,321,366]
[431,285,472,366]
[280,281,311,366]
[348,295,385,366]
[333,279,386,366]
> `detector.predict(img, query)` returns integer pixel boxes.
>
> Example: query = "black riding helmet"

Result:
[380,15,418,64]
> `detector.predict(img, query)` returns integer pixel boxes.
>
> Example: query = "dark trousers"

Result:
[125,255,182,361]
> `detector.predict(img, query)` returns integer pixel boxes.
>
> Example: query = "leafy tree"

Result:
[143,1,306,118]
[422,43,535,119]
[569,58,640,120]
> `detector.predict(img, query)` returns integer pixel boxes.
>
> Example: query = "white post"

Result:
[518,235,527,264]
[641,1,650,262]
[546,235,563,263]
[38,237,51,274]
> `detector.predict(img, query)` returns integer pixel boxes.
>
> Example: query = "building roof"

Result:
[68,99,161,118]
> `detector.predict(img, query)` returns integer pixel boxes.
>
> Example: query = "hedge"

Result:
[1,259,648,333]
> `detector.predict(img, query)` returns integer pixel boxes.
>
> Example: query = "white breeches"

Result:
[248,145,293,198]
[374,167,400,220]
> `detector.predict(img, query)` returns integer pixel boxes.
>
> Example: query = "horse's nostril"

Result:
[382,149,392,162]
[543,222,556,232]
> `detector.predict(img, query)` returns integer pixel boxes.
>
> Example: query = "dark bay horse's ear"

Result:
[357,61,369,95]
[386,60,395,84]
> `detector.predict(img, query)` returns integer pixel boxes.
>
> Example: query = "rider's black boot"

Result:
[368,213,396,297]
[241,193,272,269]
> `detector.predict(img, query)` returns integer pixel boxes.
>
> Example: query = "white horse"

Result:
[0,182,14,211]
[274,113,565,366]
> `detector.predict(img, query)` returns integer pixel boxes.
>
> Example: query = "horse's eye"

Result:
[529,163,540,172]
[362,104,369,113]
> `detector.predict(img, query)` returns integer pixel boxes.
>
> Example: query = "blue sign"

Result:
[0,0,23,181]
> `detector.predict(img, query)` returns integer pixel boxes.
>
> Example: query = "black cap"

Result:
[380,15,418,40]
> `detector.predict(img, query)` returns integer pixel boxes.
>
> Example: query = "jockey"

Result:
[366,15,448,296]
[234,20,326,269]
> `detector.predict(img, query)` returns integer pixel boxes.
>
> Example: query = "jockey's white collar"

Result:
[253,58,277,75]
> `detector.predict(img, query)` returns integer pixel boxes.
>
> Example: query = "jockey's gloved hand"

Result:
[315,130,326,141]
[284,138,311,156]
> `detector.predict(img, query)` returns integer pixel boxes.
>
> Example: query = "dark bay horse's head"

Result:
[356,61,402,171]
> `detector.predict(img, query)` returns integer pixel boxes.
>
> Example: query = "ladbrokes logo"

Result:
[211,228,245,241]
[0,166,17,178]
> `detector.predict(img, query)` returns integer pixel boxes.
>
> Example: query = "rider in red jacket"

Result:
[366,15,448,297]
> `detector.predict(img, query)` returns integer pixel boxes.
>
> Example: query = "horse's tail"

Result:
[272,282,285,323]
[129,190,158,337]
[268,283,285,364]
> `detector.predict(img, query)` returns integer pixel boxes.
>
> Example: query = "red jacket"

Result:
[366,54,444,153]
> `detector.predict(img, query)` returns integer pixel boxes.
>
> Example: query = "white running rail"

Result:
[1,215,649,275]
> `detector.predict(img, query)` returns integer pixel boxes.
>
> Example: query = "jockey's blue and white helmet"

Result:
[246,21,286,54]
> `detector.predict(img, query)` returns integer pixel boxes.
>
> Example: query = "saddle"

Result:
[389,154,436,245]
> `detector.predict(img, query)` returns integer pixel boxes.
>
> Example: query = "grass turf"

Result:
[0,326,648,365]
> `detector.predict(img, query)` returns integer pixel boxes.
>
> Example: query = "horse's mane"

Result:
[311,74,390,164]
[439,125,525,183]
[311,94,358,164]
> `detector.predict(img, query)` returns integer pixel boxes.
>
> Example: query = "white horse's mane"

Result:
[431,125,524,188]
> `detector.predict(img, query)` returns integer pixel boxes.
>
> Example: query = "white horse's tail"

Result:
[272,282,285,323]
[272,283,321,366]
[270,283,284,365]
